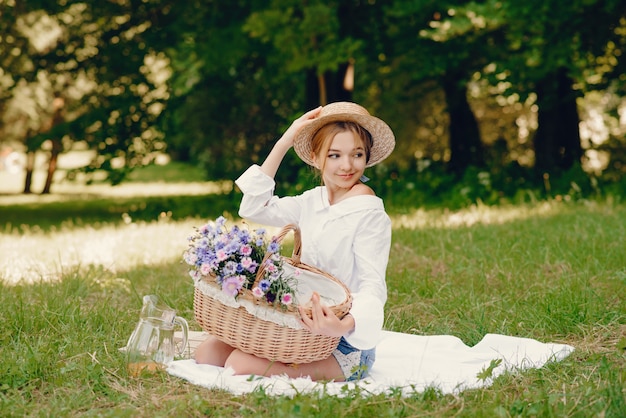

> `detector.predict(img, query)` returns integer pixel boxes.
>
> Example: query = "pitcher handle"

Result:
[174,316,189,358]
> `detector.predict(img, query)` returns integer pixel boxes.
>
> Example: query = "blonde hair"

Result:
[309,122,373,179]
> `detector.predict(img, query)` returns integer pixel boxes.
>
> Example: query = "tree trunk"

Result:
[305,69,319,109]
[325,62,353,104]
[41,97,66,194]
[305,64,353,108]
[533,67,583,176]
[318,73,327,106]
[23,151,35,194]
[41,139,62,194]
[441,71,484,175]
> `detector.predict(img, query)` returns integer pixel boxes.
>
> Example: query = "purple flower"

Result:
[267,241,280,253]
[222,276,243,297]
[246,261,258,273]
[225,241,240,254]
[222,261,237,276]
[258,279,270,292]
[187,218,296,307]
[238,231,250,244]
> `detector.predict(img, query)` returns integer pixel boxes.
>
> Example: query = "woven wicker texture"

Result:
[194,224,352,364]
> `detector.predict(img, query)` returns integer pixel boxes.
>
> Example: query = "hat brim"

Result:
[293,108,395,168]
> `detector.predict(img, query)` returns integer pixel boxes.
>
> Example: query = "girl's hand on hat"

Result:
[278,106,322,148]
[299,291,353,338]
[260,106,322,178]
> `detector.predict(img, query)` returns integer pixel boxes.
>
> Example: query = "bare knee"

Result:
[194,336,234,366]
[225,350,343,381]
[223,349,251,374]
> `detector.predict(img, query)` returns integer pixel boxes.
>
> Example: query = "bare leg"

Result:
[194,336,235,366]
[224,349,345,382]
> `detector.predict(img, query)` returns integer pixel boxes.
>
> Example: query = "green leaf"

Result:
[476,358,502,381]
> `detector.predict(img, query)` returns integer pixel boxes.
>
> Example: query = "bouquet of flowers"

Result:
[183,216,297,309]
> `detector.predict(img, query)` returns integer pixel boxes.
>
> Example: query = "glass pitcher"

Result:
[125,295,189,376]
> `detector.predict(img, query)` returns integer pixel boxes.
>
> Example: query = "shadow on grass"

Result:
[0,192,242,231]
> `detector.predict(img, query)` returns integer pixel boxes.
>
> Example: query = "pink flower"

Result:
[200,263,212,275]
[240,245,252,256]
[252,287,264,298]
[241,257,253,269]
[235,275,246,286]
[281,294,293,305]
[216,249,228,262]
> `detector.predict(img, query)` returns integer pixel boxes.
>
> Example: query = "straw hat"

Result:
[293,102,395,168]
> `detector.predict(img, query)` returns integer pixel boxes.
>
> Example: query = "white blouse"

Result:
[235,165,391,350]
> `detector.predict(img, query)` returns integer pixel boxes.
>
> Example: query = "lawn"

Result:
[0,174,624,417]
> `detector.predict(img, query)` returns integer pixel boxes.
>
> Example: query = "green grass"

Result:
[0,192,240,232]
[0,192,625,416]
[126,161,208,183]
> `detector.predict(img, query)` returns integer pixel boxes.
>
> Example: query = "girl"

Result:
[194,102,395,381]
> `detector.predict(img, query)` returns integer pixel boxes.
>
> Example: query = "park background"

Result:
[0,1,625,416]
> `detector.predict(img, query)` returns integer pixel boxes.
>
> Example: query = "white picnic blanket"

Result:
[166,330,574,397]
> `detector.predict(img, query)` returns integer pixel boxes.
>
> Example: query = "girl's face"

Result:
[315,130,367,191]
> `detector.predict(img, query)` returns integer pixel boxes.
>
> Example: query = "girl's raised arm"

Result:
[260,106,322,178]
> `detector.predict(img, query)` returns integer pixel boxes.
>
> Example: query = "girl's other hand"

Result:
[299,292,351,338]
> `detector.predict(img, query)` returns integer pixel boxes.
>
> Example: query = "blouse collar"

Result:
[314,186,384,215]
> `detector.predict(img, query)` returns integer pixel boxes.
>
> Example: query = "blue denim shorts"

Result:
[331,337,376,381]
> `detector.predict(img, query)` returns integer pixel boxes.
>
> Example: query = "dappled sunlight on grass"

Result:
[0,219,201,284]
[0,180,232,206]
[0,151,220,202]
[0,217,285,285]
[392,200,566,229]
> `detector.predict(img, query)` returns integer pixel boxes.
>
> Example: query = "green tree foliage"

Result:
[244,0,362,105]
[159,0,307,183]
[0,0,174,191]
[1,0,625,198]
[163,0,389,183]
[384,0,509,174]
[385,0,625,180]
[488,0,626,176]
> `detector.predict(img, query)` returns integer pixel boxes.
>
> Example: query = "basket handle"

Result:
[254,224,302,287]
[252,223,352,319]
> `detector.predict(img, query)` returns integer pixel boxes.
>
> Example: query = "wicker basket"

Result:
[193,224,352,364]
